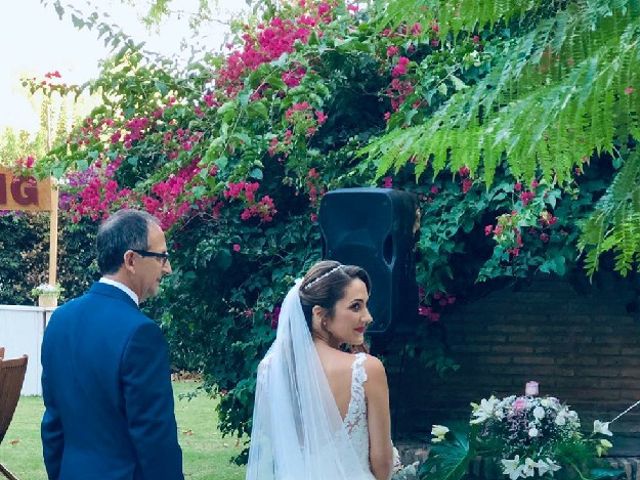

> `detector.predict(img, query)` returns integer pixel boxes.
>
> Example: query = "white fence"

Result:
[0,305,54,396]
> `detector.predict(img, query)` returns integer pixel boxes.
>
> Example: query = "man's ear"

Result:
[123,250,136,273]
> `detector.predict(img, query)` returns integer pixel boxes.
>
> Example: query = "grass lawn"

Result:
[0,381,247,480]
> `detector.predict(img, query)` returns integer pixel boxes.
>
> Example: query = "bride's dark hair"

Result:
[299,260,371,331]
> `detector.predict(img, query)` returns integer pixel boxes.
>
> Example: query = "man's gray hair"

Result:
[96,209,160,275]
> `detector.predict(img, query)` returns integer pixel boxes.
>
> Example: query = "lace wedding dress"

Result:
[246,282,381,480]
[343,352,376,478]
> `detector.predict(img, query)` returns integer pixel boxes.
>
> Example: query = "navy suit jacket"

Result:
[41,282,184,480]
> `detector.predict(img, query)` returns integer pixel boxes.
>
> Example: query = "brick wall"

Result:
[390,274,640,455]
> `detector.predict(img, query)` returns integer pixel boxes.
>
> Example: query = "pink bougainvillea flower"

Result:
[520,191,535,206]
[315,110,328,125]
[282,67,306,88]
[270,306,281,329]
[391,56,410,77]
[268,137,279,156]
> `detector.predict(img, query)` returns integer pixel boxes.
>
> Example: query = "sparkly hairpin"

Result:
[302,264,345,290]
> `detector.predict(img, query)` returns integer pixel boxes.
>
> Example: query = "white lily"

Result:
[600,439,613,448]
[430,425,449,443]
[470,396,499,424]
[501,456,524,480]
[593,420,613,436]
[537,458,561,476]
[521,458,536,478]
[596,438,614,456]
[536,459,550,476]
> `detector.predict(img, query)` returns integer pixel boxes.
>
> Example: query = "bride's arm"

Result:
[365,356,394,480]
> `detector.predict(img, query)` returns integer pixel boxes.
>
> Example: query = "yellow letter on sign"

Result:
[0,167,52,212]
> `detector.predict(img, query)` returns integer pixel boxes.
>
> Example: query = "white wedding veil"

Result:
[246,280,374,480]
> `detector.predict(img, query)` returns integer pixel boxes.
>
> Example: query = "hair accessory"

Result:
[302,264,345,291]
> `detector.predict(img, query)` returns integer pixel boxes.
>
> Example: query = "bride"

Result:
[246,260,394,480]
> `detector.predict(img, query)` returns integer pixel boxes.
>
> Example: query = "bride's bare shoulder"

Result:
[337,350,387,381]
[325,347,359,365]
[361,353,387,385]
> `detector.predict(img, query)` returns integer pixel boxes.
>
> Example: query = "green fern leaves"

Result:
[363,0,640,275]
[579,152,640,276]
[364,0,640,186]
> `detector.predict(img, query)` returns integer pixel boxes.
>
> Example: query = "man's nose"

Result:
[163,259,173,275]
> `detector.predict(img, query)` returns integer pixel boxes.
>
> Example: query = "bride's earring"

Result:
[322,320,332,336]
[321,319,340,347]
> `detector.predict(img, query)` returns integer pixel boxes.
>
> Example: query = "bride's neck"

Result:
[313,333,341,350]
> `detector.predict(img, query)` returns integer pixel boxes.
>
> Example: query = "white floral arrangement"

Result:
[31,283,63,298]
[421,382,633,480]
[469,393,609,479]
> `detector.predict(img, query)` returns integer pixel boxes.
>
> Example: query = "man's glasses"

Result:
[131,249,170,266]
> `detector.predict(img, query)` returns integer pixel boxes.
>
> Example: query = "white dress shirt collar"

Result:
[99,277,139,306]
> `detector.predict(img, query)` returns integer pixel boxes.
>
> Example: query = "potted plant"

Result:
[32,283,63,308]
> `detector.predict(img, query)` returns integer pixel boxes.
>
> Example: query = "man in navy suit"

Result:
[41,209,183,479]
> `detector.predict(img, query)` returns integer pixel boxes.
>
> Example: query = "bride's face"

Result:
[325,278,373,346]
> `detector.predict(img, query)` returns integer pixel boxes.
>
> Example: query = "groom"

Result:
[41,209,184,479]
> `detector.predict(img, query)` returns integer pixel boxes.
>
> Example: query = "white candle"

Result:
[525,381,539,396]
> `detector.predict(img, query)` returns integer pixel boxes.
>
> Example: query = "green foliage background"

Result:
[1,0,638,461]
[0,214,97,305]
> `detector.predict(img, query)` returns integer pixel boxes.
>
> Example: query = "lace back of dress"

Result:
[343,352,372,473]
[344,353,368,434]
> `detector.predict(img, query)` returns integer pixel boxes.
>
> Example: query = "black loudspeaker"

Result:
[319,188,418,334]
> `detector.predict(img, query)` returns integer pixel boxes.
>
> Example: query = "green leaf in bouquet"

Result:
[419,427,476,480]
